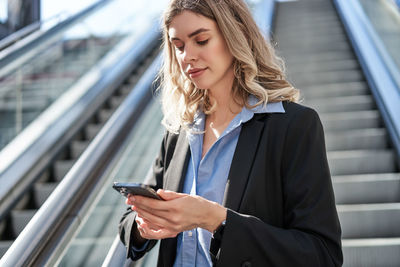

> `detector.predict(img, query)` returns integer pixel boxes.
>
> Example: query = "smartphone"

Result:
[112,182,163,200]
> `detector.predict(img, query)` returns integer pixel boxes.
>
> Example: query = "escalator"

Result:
[0,0,167,260]
[273,0,400,266]
[1,0,399,266]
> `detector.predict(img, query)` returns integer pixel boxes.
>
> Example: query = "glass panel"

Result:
[0,0,7,24]
[0,0,168,151]
[57,96,164,267]
[359,0,400,83]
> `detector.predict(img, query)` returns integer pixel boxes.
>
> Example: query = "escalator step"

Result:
[305,95,374,113]
[98,109,114,123]
[85,124,103,141]
[109,95,125,109]
[338,203,400,238]
[279,41,351,55]
[274,0,400,265]
[287,58,359,74]
[54,160,75,182]
[118,85,132,96]
[333,173,400,204]
[33,182,58,207]
[321,110,381,131]
[325,128,387,151]
[342,238,400,267]
[292,70,364,87]
[284,50,355,64]
[70,140,89,159]
[276,17,341,29]
[277,31,347,44]
[328,150,396,176]
[10,210,36,236]
[0,240,13,258]
[301,81,368,98]
[275,26,345,42]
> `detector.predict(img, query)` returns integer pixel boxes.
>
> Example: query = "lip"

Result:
[187,68,207,78]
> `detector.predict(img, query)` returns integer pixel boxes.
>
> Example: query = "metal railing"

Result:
[0,0,111,78]
[0,22,40,51]
[334,0,400,164]
[0,16,160,232]
[0,51,162,267]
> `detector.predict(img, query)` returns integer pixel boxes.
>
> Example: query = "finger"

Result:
[138,225,179,240]
[126,194,136,205]
[136,215,160,231]
[134,202,176,224]
[135,206,176,230]
[132,195,169,212]
[157,189,186,201]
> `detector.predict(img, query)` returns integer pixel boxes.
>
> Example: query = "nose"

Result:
[182,44,197,63]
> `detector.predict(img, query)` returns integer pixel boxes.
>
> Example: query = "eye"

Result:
[175,45,184,52]
[172,41,184,52]
[197,39,208,46]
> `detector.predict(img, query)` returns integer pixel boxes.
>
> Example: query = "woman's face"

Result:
[168,11,234,91]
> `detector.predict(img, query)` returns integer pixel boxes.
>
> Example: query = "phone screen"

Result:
[113,182,163,200]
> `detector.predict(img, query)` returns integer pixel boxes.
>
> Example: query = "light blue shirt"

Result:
[173,96,285,267]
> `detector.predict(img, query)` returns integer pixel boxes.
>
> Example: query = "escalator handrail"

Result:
[334,0,400,164]
[0,50,162,267]
[0,21,40,51]
[0,20,160,223]
[0,0,111,78]
[102,236,129,267]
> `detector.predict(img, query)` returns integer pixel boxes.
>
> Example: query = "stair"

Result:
[0,37,118,152]
[274,0,400,266]
[0,46,159,258]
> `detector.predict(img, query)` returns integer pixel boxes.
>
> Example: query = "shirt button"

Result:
[188,231,193,237]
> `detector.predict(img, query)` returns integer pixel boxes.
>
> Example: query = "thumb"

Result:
[157,189,185,200]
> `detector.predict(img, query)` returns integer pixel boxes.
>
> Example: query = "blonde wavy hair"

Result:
[159,0,299,132]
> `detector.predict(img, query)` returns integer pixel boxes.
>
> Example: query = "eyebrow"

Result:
[170,28,210,41]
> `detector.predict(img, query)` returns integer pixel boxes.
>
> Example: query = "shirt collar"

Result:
[189,95,285,133]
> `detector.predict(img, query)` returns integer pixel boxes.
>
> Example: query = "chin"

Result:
[192,82,208,90]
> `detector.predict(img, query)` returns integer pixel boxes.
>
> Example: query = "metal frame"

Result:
[0,21,40,51]
[0,51,162,267]
[334,0,400,164]
[0,17,160,229]
[0,0,111,78]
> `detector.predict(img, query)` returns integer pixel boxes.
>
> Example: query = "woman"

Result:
[119,0,343,266]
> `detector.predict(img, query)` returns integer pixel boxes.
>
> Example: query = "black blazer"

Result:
[119,101,343,266]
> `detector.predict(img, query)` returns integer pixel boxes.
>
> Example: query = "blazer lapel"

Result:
[164,130,190,193]
[222,114,266,211]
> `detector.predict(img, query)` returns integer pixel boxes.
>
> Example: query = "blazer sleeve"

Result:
[215,107,343,266]
[118,130,169,261]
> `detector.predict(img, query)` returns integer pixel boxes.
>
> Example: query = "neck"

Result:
[205,65,243,125]
[206,91,242,127]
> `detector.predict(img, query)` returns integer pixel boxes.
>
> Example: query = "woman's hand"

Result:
[126,190,227,240]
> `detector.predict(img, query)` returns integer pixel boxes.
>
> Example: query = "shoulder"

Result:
[254,101,321,126]
[282,101,319,120]
[248,101,324,143]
